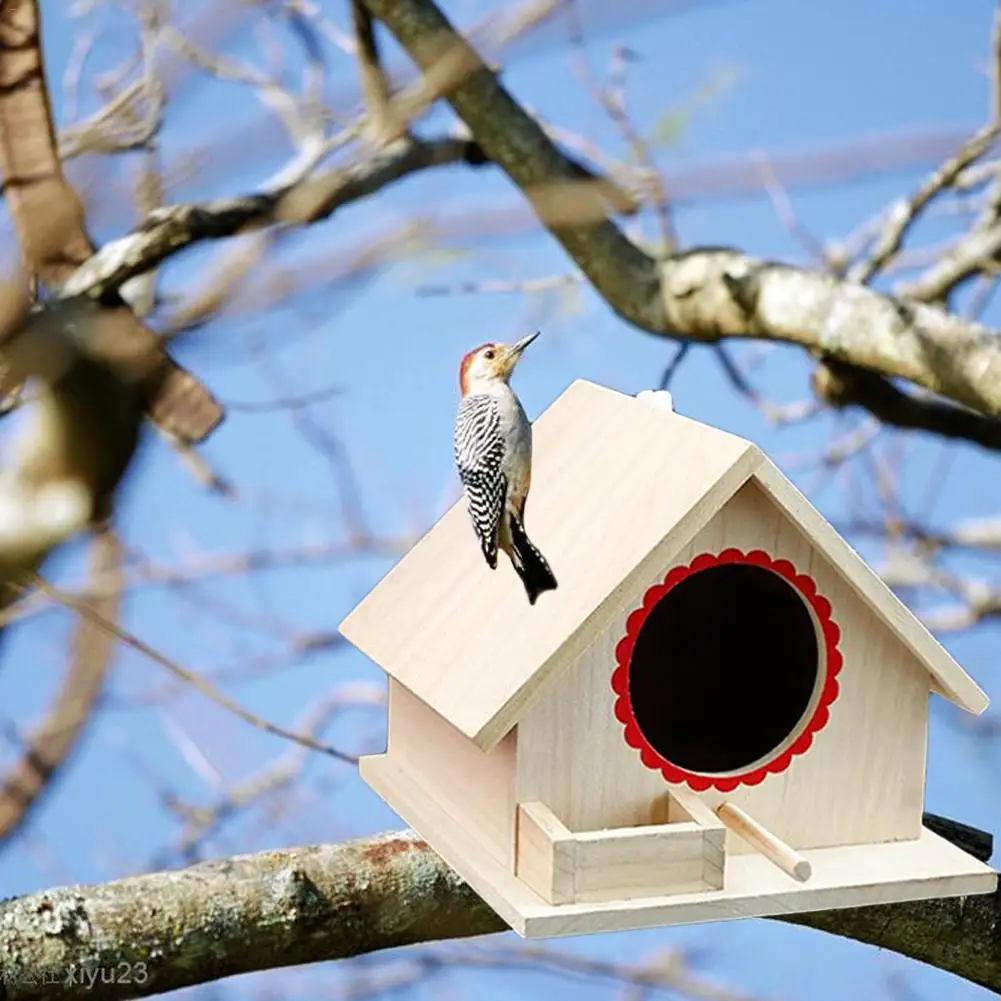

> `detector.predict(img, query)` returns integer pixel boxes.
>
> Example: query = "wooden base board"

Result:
[360,753,998,939]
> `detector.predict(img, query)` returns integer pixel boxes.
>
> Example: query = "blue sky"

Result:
[3,0,1001,998]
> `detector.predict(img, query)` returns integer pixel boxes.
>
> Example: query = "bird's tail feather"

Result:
[507,513,557,605]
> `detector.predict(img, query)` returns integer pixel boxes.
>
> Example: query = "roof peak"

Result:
[339,379,986,752]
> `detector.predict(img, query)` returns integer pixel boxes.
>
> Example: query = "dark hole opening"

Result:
[628,563,819,775]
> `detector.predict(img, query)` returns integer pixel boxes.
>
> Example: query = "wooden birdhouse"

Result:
[339,379,997,938]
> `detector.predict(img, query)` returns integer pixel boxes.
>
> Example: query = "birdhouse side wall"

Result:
[387,678,518,868]
[516,479,929,853]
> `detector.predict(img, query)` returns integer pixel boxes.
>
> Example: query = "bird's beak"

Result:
[504,331,540,373]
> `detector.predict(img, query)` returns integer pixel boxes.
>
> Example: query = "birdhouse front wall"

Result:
[516,478,930,855]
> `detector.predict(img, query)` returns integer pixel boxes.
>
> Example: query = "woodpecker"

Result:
[454,331,557,605]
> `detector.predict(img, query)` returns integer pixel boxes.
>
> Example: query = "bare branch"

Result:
[893,224,1001,303]
[848,122,1001,284]
[754,154,831,268]
[0,528,121,844]
[155,684,384,864]
[0,534,414,631]
[0,0,224,446]
[837,515,1001,555]
[357,0,1001,441]
[60,134,487,300]
[154,425,236,497]
[811,358,1001,451]
[564,8,676,250]
[352,0,397,141]
[0,824,995,999]
[28,573,358,764]
[665,128,977,206]
[360,0,663,329]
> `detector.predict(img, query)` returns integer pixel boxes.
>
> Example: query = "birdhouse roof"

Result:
[339,379,987,751]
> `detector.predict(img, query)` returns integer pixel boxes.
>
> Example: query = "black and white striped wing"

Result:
[454,394,507,568]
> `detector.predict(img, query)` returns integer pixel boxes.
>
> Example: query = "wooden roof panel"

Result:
[339,379,761,747]
[339,379,989,751]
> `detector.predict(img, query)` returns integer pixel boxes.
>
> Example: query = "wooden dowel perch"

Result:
[716,802,812,882]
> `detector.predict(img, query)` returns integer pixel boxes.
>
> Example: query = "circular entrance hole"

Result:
[628,561,820,776]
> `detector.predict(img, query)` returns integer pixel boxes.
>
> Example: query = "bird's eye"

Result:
[484,349,495,360]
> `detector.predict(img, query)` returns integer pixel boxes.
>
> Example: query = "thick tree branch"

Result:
[359,0,1001,431]
[0,0,93,280]
[3,1,995,456]
[40,19,1001,450]
[61,146,1001,451]
[0,0,223,446]
[0,821,994,999]
[657,250,1001,419]
[894,224,1001,304]
[811,358,1001,451]
[0,832,500,999]
[61,135,487,301]
[360,0,664,333]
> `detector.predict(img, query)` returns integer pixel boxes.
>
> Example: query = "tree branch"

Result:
[0,832,500,999]
[810,358,1001,451]
[60,134,487,302]
[848,120,1001,284]
[6,0,998,454]
[0,821,995,999]
[38,2,1001,451]
[351,0,398,141]
[0,0,224,447]
[360,0,665,333]
[358,0,1001,433]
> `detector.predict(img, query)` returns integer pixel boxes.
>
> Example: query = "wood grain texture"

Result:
[341,381,985,766]
[340,379,762,750]
[515,802,574,904]
[387,679,517,868]
[518,477,933,853]
[753,459,988,714]
[362,751,996,940]
[569,824,710,903]
[669,786,727,888]
[521,827,997,939]
[514,796,724,904]
[717,802,812,882]
[360,752,539,933]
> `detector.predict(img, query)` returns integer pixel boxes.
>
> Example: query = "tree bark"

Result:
[0,826,996,1000]
[0,0,224,445]
[358,0,1001,437]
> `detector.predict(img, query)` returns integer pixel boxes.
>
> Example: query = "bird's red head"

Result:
[459,343,502,394]
[458,332,540,395]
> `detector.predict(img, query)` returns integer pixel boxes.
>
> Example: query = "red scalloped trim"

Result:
[610,548,843,793]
